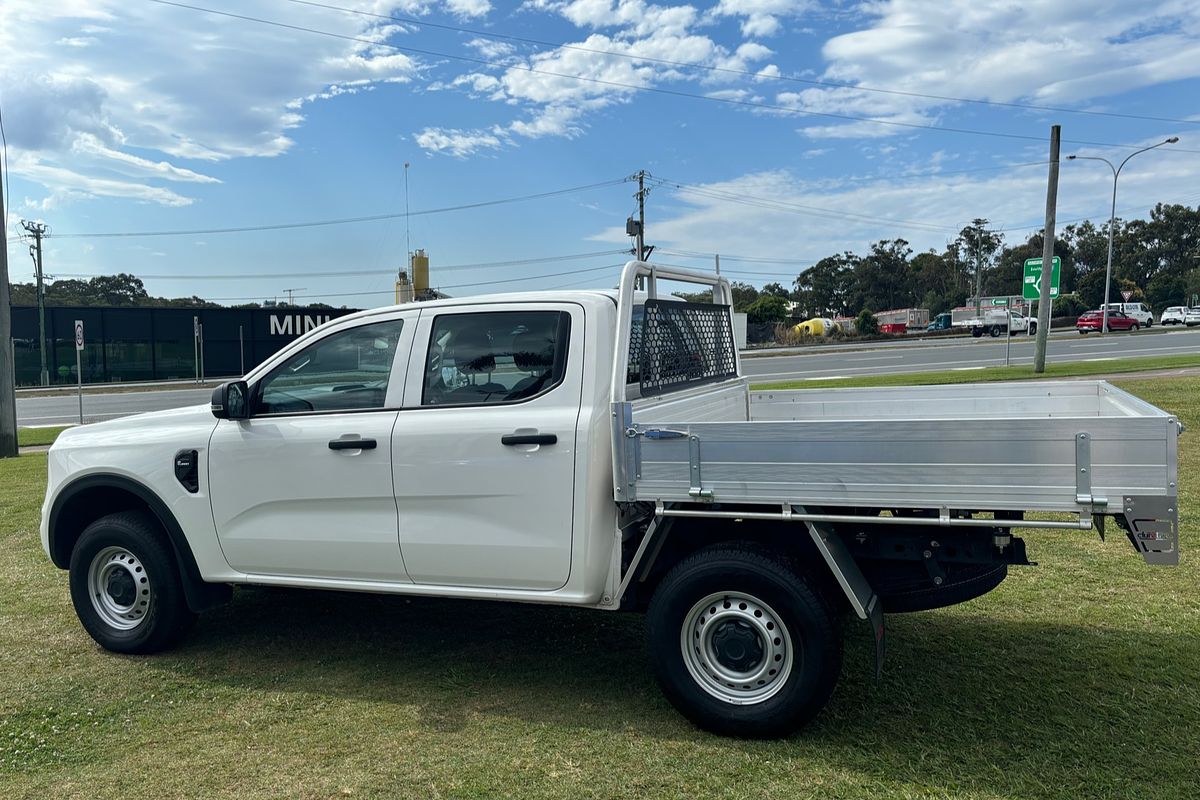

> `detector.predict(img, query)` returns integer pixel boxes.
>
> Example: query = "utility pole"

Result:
[1033,124,1061,374]
[282,287,306,306]
[0,160,17,457]
[972,220,984,321]
[21,220,49,386]
[627,170,654,262]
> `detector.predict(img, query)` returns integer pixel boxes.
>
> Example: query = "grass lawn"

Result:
[16,427,71,448]
[752,353,1200,391]
[1,377,1198,799]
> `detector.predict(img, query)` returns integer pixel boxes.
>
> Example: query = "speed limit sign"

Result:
[74,320,85,351]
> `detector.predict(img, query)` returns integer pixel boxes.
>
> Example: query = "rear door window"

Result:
[421,311,570,406]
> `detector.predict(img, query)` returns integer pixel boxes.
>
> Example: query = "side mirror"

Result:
[211,380,250,420]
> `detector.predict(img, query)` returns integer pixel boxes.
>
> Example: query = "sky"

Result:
[2,0,1199,308]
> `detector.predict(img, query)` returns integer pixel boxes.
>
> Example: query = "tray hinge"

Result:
[688,434,713,501]
[1074,431,1108,512]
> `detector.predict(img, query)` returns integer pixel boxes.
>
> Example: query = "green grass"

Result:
[753,353,1200,391]
[16,427,70,448]
[2,378,1199,798]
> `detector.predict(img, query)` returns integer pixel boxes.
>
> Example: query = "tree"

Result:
[855,308,879,336]
[956,219,1004,300]
[761,282,790,298]
[744,295,789,324]
[853,239,912,312]
[794,253,856,317]
[729,281,760,312]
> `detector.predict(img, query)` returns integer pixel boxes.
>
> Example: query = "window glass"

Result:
[422,311,569,406]
[257,319,403,414]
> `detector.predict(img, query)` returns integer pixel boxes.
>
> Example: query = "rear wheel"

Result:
[646,545,841,738]
[989,325,1001,337]
[68,511,195,654]
[1131,323,1140,331]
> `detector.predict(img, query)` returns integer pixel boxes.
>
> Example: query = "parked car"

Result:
[1103,302,1153,327]
[1186,308,1200,327]
[1160,306,1187,325]
[1077,309,1140,333]
[38,261,1181,739]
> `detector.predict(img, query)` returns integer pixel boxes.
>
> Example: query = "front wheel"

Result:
[68,511,196,654]
[645,545,842,738]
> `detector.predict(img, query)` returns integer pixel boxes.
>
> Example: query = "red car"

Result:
[1076,309,1141,333]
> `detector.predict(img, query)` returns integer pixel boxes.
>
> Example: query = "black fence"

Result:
[11,306,359,386]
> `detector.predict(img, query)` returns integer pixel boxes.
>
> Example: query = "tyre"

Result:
[863,562,1008,613]
[1028,323,1037,336]
[971,328,983,338]
[68,511,196,654]
[989,325,1001,337]
[1131,323,1140,332]
[645,545,842,738]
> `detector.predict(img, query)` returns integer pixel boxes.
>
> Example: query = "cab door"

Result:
[391,303,584,590]
[208,312,417,581]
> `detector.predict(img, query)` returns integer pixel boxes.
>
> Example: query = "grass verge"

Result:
[753,352,1200,390]
[1,377,1197,798]
[17,427,70,448]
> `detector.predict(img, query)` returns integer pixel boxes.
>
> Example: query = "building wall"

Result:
[11,306,358,386]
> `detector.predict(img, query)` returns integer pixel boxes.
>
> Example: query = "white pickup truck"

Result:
[40,262,1180,738]
[962,308,1037,338]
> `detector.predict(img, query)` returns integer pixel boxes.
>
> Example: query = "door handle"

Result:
[501,432,557,446]
[328,438,377,451]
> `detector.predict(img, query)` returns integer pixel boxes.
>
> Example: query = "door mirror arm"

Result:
[211,380,251,420]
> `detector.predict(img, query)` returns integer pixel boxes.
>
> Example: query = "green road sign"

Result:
[990,298,1009,306]
[1023,256,1061,300]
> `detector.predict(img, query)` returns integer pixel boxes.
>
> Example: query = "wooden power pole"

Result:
[0,167,17,456]
[1034,124,1061,373]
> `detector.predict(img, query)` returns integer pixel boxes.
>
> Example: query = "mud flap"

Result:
[804,519,886,678]
[1121,495,1179,566]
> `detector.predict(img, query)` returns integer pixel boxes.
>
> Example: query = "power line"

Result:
[52,249,630,279]
[652,175,962,232]
[284,0,1200,127]
[51,178,628,238]
[144,0,1200,154]
[193,262,627,301]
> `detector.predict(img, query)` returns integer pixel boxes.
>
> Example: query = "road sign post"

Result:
[1023,256,1061,301]
[74,320,84,424]
[193,316,200,384]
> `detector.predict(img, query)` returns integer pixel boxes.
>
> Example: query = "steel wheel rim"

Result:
[88,546,152,631]
[680,591,794,705]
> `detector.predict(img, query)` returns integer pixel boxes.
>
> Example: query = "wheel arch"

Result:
[48,474,230,612]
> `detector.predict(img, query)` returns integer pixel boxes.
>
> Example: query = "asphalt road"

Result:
[16,327,1200,426]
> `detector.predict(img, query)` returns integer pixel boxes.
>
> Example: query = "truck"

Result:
[40,261,1180,738]
[873,307,930,334]
[962,308,1038,338]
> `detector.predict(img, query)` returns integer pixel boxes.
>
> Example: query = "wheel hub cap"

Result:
[680,591,795,706]
[87,546,152,631]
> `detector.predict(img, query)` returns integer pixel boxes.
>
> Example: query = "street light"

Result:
[1066,136,1179,334]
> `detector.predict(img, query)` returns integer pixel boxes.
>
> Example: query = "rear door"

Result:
[209,312,417,581]
[391,303,584,590]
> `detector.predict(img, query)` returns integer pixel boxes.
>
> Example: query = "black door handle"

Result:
[328,438,377,450]
[501,433,557,446]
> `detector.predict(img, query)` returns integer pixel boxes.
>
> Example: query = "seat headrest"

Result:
[512,332,554,371]
[449,328,496,374]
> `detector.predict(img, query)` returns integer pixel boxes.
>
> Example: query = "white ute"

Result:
[41,261,1181,738]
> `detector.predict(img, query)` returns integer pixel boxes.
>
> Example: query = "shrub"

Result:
[855,309,880,336]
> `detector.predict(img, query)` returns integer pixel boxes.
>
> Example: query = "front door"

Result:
[392,304,583,590]
[209,314,415,581]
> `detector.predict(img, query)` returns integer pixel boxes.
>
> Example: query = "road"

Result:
[16,327,1200,426]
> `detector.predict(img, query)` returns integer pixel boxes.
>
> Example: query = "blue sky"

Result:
[2,0,1199,307]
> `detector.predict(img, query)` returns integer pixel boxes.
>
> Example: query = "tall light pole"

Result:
[1067,136,1179,334]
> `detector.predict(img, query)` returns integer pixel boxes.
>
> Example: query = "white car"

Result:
[1103,302,1153,327]
[1160,306,1187,325]
[1186,308,1200,327]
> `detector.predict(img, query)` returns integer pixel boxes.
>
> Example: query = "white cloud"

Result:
[414,127,505,157]
[447,0,493,17]
[0,0,420,207]
[589,154,1200,270]
[465,37,517,60]
[711,0,811,38]
[797,0,1200,138]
